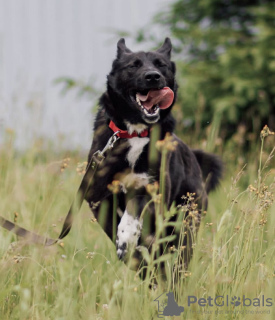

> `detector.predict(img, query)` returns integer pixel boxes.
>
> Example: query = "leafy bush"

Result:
[136,0,275,149]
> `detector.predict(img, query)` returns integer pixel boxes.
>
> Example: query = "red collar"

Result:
[109,120,149,139]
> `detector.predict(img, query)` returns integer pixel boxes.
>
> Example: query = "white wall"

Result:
[0,0,171,150]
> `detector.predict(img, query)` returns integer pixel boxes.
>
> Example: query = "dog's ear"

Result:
[156,37,172,59]
[117,38,132,59]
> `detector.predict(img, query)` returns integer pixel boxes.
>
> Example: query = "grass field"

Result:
[0,129,274,320]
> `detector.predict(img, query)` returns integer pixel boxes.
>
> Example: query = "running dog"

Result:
[85,38,222,263]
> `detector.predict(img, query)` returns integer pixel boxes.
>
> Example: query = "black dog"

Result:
[85,38,222,263]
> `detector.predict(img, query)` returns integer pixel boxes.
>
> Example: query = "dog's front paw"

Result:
[116,242,127,260]
[116,210,142,260]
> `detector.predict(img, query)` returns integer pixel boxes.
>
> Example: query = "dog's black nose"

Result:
[145,71,161,83]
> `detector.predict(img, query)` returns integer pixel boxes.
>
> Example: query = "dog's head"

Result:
[105,38,177,125]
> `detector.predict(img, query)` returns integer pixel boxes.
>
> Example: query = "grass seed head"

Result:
[76,161,88,175]
[61,157,71,172]
[107,180,120,194]
[146,181,159,196]
[86,252,95,259]
[260,125,275,139]
[13,212,19,223]
[156,133,178,152]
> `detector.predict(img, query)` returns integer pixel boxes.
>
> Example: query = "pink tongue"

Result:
[137,87,174,110]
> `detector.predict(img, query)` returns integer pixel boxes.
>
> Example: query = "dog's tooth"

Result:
[136,95,144,108]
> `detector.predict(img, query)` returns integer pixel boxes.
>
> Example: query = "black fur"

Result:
[85,38,223,264]
[192,149,223,193]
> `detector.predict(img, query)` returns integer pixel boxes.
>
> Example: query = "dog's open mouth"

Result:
[133,87,174,118]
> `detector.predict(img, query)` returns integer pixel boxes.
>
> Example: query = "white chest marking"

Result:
[120,172,150,193]
[126,137,149,168]
[125,122,148,135]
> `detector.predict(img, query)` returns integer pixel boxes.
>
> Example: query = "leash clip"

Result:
[99,131,120,157]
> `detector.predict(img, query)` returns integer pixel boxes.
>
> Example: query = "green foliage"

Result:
[0,128,274,319]
[137,0,275,147]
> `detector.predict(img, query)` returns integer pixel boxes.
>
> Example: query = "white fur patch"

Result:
[120,172,150,193]
[116,210,143,259]
[127,137,149,168]
[125,121,148,135]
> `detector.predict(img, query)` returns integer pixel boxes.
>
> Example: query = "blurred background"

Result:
[0,0,170,150]
[0,0,274,160]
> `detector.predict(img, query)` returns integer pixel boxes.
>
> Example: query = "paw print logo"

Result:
[231,296,241,307]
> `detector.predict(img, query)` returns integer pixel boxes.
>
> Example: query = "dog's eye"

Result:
[128,60,142,69]
[154,59,167,68]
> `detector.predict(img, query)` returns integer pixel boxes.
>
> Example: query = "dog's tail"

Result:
[192,149,223,193]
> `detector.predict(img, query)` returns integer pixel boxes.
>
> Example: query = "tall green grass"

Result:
[0,129,274,320]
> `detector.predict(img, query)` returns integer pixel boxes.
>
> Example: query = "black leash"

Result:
[0,132,120,245]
